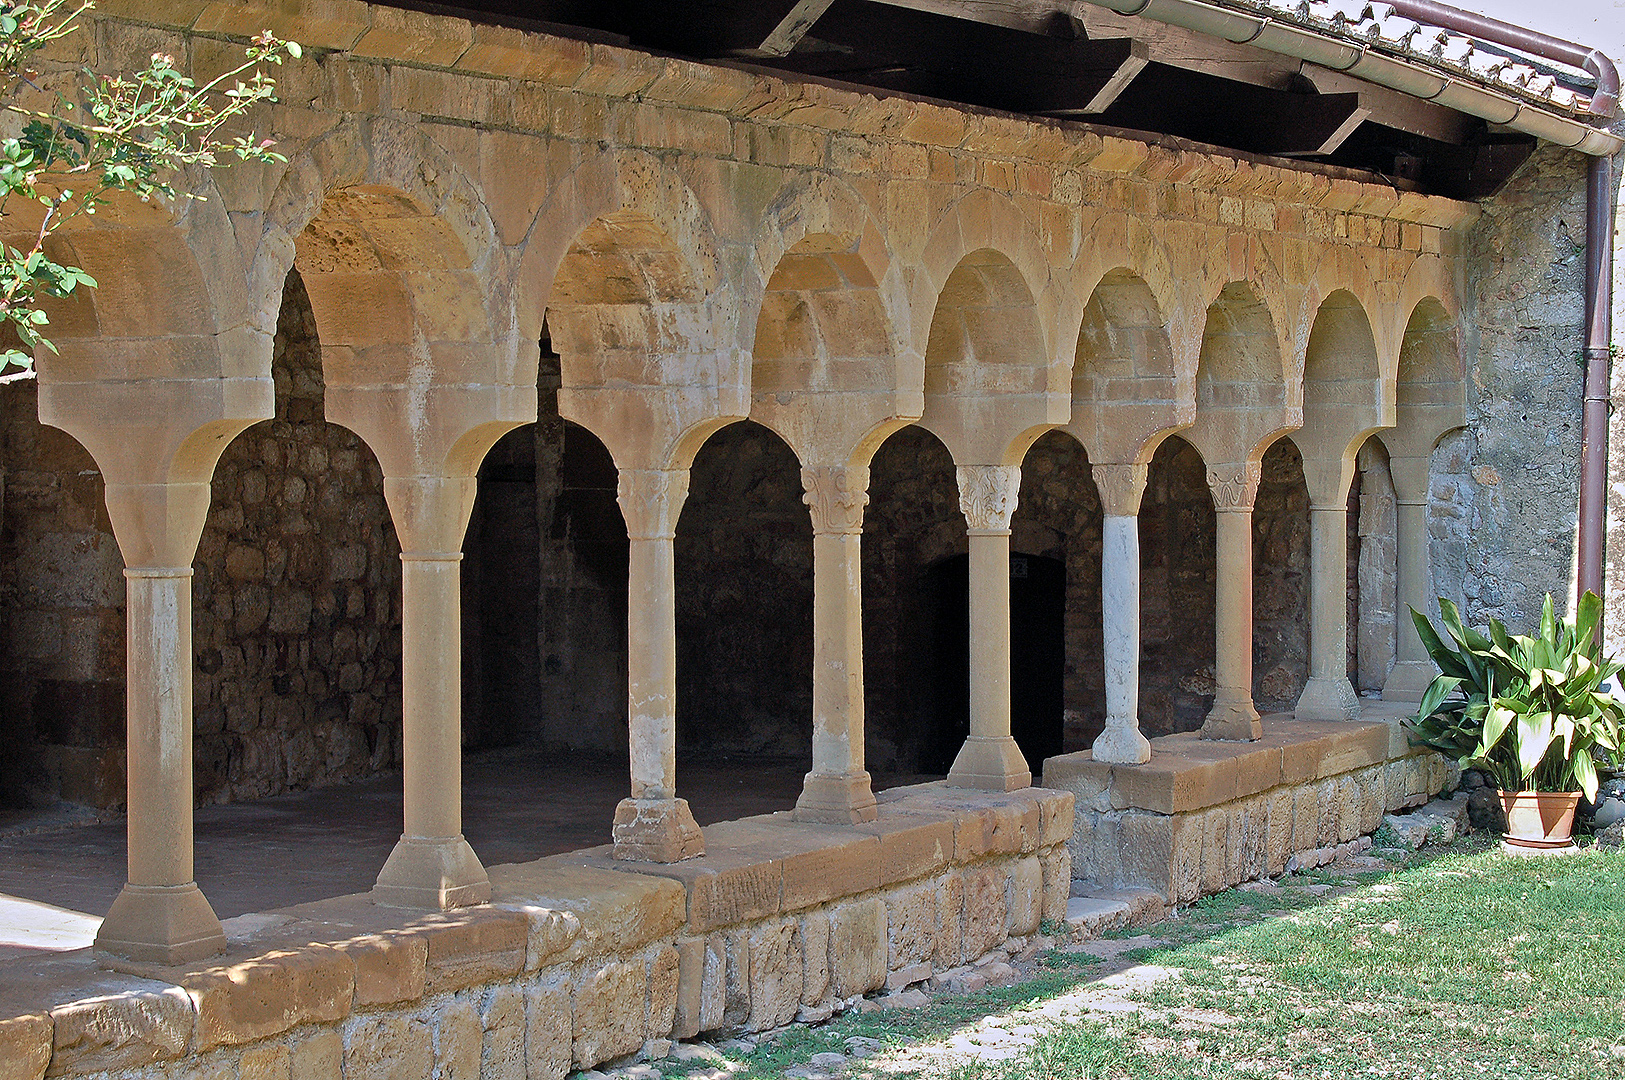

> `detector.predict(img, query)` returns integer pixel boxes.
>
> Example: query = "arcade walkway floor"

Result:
[0,752,939,957]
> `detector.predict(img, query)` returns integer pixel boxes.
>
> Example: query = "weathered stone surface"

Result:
[436,1001,481,1080]
[488,861,685,959]
[343,1015,433,1080]
[183,945,354,1050]
[412,909,528,994]
[1007,856,1043,936]
[933,872,964,967]
[524,977,571,1080]
[959,866,1008,961]
[828,899,887,999]
[570,960,644,1067]
[746,921,801,1031]
[856,812,955,885]
[494,907,580,972]
[797,912,829,1007]
[1266,788,1297,875]
[47,985,193,1076]
[1039,846,1070,923]
[647,945,680,1039]
[884,882,936,969]
[240,1041,292,1080]
[334,933,426,1007]
[289,1030,341,1080]
[480,986,525,1080]
[0,1013,51,1080]
[670,938,706,1040]
[721,927,750,1031]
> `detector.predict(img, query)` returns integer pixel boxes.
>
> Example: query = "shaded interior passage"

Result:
[676,420,813,760]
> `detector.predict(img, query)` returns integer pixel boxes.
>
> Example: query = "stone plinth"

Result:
[0,786,1072,1080]
[1044,704,1456,904]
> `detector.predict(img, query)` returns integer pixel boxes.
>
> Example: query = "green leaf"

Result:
[1573,749,1598,801]
[1515,711,1554,780]
[1481,703,1513,752]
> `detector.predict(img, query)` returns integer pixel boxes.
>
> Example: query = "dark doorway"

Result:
[920,552,1066,775]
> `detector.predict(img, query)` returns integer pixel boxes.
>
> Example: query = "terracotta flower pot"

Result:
[1498,789,1581,848]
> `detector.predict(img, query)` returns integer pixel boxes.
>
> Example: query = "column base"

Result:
[1201,698,1262,741]
[1091,722,1151,765]
[372,834,491,910]
[612,798,705,862]
[1295,675,1361,720]
[945,735,1033,790]
[1382,660,1436,702]
[793,771,878,824]
[94,882,226,964]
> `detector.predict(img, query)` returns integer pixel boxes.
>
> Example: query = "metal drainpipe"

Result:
[1580,153,1614,607]
[1375,6,1617,612]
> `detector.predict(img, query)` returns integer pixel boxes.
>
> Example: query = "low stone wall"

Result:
[0,784,1072,1080]
[1044,706,1456,904]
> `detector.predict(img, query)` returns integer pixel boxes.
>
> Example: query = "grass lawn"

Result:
[655,837,1625,1080]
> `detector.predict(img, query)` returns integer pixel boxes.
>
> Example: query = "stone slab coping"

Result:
[1043,709,1420,816]
[536,783,1073,933]
[0,784,1072,1076]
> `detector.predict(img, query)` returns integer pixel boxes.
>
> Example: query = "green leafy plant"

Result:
[0,0,299,380]
[1405,592,1624,800]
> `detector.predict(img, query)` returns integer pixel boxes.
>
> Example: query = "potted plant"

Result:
[1405,592,1624,850]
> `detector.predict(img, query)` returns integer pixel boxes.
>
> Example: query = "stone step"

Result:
[1064,886,1168,938]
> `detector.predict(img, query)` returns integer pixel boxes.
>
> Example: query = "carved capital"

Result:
[1206,461,1261,511]
[616,469,691,540]
[1090,462,1148,517]
[802,465,870,534]
[955,465,1021,533]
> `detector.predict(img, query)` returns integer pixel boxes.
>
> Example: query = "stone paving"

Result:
[0,752,935,940]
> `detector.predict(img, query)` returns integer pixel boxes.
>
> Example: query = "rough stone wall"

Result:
[1138,437,1216,735]
[1449,144,1589,631]
[191,270,404,804]
[0,382,124,809]
[0,270,411,811]
[1251,440,1311,713]
[1355,439,1397,691]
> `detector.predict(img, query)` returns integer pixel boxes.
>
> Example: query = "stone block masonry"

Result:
[0,785,1072,1080]
[1046,705,1456,904]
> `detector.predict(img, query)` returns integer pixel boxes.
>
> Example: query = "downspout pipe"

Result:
[1579,153,1614,608]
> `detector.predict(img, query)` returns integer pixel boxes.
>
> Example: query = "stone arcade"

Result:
[0,1,1617,1077]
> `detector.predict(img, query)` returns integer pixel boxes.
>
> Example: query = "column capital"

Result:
[616,468,691,540]
[1091,462,1148,517]
[955,464,1020,534]
[1206,461,1261,511]
[802,464,870,535]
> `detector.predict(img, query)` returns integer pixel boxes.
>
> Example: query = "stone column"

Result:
[945,465,1031,790]
[1383,455,1435,700]
[1202,461,1263,741]
[373,476,491,909]
[1091,462,1152,764]
[794,464,878,824]
[1295,483,1360,719]
[94,481,227,963]
[612,469,703,862]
